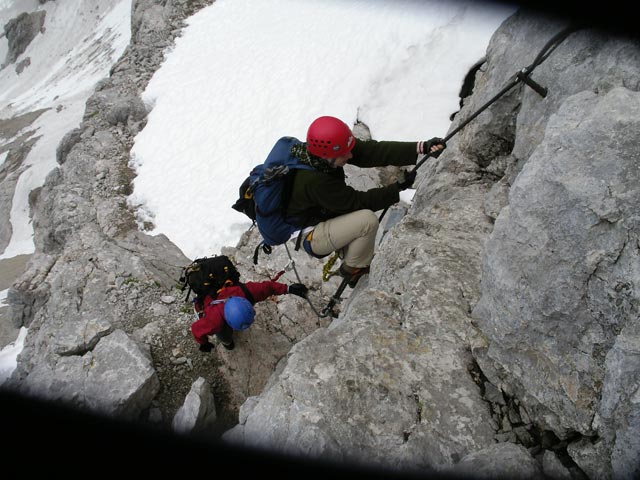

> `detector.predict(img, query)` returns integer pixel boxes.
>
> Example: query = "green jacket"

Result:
[285,139,418,226]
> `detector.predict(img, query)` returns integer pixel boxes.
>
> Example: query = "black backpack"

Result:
[232,176,256,223]
[179,255,241,299]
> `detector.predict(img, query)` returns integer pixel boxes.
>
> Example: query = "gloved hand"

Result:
[199,342,213,353]
[396,169,417,191]
[288,283,308,298]
[423,137,446,158]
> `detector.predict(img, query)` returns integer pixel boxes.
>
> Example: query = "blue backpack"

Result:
[232,137,313,249]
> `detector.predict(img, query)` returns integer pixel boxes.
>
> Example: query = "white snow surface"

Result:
[128,0,515,260]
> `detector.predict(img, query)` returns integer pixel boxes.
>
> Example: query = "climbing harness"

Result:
[275,25,581,318]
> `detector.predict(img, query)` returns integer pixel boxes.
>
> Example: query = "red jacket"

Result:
[190,280,288,344]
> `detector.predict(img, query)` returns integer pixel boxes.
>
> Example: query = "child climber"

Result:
[191,278,308,352]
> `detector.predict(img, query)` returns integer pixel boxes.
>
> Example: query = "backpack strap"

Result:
[183,286,193,303]
[294,230,305,251]
[237,282,256,305]
[253,242,272,264]
[212,283,255,306]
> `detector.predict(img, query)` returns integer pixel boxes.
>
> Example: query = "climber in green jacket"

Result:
[285,115,446,287]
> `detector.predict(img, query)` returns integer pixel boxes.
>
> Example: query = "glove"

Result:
[423,137,446,158]
[199,342,213,353]
[288,283,308,298]
[396,169,417,191]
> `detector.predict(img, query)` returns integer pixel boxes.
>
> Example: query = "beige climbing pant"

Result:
[309,209,379,268]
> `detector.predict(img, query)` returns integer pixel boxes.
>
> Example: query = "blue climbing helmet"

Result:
[224,296,255,331]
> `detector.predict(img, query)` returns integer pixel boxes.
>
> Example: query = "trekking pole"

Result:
[283,242,325,320]
[320,277,351,318]
[282,242,355,318]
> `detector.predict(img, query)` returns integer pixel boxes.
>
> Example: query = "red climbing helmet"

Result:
[306,116,356,159]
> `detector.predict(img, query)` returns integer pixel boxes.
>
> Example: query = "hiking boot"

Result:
[338,264,370,288]
[221,339,235,351]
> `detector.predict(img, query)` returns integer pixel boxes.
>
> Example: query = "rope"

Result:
[380,24,580,222]
[525,23,581,72]
[283,242,326,319]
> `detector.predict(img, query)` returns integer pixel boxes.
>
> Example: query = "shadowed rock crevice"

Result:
[469,355,589,478]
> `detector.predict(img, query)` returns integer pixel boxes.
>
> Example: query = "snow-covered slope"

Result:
[0,0,131,259]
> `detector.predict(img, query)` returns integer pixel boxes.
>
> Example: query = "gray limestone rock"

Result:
[224,13,640,478]
[3,11,46,65]
[597,320,640,480]
[172,376,217,434]
[3,0,218,426]
[542,450,572,480]
[2,4,639,479]
[567,437,612,480]
[15,329,159,419]
[473,86,640,457]
[453,442,542,479]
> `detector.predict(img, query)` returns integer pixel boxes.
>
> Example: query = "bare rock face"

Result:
[469,12,640,479]
[5,0,219,426]
[18,329,159,419]
[453,443,543,479]
[4,0,330,436]
[3,10,46,66]
[172,376,217,434]
[0,110,48,254]
[223,10,640,480]
[3,4,639,480]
